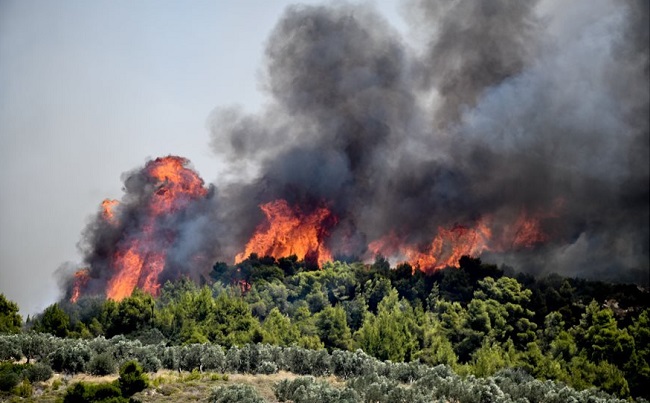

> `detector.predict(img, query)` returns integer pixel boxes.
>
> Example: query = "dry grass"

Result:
[8,369,341,403]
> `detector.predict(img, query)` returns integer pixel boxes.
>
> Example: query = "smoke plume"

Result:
[209,0,648,283]
[65,0,648,301]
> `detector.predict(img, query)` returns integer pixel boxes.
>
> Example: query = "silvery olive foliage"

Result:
[0,333,634,402]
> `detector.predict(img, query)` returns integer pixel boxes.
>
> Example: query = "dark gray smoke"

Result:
[65,157,222,299]
[209,0,649,284]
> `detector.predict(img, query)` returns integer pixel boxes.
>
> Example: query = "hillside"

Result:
[1,255,649,401]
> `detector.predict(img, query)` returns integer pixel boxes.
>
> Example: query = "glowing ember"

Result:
[235,199,336,266]
[70,269,90,303]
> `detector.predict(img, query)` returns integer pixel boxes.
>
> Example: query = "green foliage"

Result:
[23,362,53,382]
[575,301,634,367]
[275,376,359,403]
[209,384,264,403]
[315,305,353,351]
[354,289,419,362]
[118,360,148,397]
[261,308,300,346]
[0,294,22,334]
[6,255,649,400]
[88,352,117,376]
[103,290,154,337]
[49,340,92,374]
[205,293,260,347]
[35,303,70,337]
[18,332,54,363]
[0,335,22,361]
[63,381,128,403]
[0,367,20,392]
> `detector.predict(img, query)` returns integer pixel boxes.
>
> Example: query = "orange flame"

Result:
[235,199,336,266]
[510,211,548,248]
[102,156,207,301]
[369,221,492,273]
[101,199,119,224]
[70,269,90,303]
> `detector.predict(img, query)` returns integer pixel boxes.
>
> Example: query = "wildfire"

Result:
[235,199,336,266]
[101,199,119,224]
[68,153,560,303]
[104,156,207,301]
[368,221,492,273]
[71,156,209,302]
[70,269,90,303]
[146,156,207,214]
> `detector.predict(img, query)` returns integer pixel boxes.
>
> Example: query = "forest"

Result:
[1,255,649,402]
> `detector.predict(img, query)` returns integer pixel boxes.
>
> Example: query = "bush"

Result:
[118,360,148,397]
[49,341,92,374]
[0,335,22,361]
[161,346,179,370]
[23,362,53,382]
[62,381,127,403]
[209,384,265,403]
[259,360,278,374]
[201,344,226,372]
[13,379,32,397]
[134,346,161,373]
[179,344,203,371]
[274,376,358,403]
[88,352,117,376]
[0,370,20,392]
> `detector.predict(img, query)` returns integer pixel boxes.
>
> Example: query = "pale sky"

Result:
[0,0,406,315]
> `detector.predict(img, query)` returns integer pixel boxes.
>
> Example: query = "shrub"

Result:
[88,352,117,376]
[49,341,92,374]
[0,370,20,392]
[259,360,278,374]
[0,335,22,361]
[23,362,53,382]
[62,381,127,403]
[161,346,180,370]
[118,360,148,397]
[201,344,226,372]
[179,344,203,371]
[13,379,32,398]
[134,346,161,373]
[209,384,265,403]
[274,376,358,403]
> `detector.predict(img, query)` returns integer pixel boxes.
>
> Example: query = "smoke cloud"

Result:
[64,0,648,301]
[208,0,648,283]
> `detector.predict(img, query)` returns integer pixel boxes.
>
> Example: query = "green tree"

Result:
[35,303,70,337]
[355,289,419,362]
[418,316,458,367]
[315,305,353,351]
[103,289,154,337]
[262,308,300,346]
[575,300,634,367]
[474,277,537,348]
[205,292,260,347]
[0,294,22,333]
[625,309,650,397]
[118,360,148,397]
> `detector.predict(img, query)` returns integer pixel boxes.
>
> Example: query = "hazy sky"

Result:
[0,1,406,315]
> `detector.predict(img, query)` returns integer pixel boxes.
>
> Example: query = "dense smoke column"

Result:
[211,0,648,283]
[68,157,222,300]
